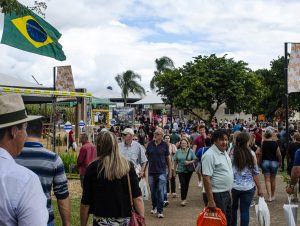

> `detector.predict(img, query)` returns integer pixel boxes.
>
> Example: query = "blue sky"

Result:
[1,0,300,96]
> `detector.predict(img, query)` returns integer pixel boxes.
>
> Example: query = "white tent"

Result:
[132,93,164,105]
[0,73,45,88]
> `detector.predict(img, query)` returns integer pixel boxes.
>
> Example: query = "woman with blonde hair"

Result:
[173,137,197,206]
[80,131,144,226]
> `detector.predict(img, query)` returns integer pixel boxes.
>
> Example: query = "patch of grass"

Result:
[52,197,92,225]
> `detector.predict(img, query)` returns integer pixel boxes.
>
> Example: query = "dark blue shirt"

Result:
[146,140,169,174]
[293,148,300,166]
[196,146,210,159]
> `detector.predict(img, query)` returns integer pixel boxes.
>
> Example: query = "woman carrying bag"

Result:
[173,137,197,206]
[80,131,144,226]
[231,132,263,226]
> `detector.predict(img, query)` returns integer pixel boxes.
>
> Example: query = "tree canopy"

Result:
[115,70,146,106]
[153,54,264,123]
[0,0,46,16]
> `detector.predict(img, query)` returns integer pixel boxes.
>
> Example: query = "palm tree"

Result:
[150,56,175,90]
[115,70,146,106]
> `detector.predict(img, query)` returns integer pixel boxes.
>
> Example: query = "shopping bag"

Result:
[196,207,227,226]
[139,178,149,200]
[255,197,270,226]
[283,195,298,226]
[72,142,77,149]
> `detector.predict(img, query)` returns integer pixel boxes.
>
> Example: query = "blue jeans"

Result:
[231,187,256,226]
[148,173,167,213]
[47,221,54,226]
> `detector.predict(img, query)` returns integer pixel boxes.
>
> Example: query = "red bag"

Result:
[197,207,227,226]
[129,211,145,226]
[127,174,146,226]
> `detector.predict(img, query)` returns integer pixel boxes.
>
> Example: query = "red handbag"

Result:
[197,207,227,226]
[127,174,146,226]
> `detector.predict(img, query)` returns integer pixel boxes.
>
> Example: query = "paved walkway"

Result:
[144,173,298,226]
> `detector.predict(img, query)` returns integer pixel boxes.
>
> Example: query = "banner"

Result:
[55,65,76,101]
[112,107,134,125]
[288,44,300,93]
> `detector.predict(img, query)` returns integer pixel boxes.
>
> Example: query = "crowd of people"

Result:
[1,93,300,226]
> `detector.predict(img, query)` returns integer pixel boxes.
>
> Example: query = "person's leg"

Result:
[262,160,272,201]
[170,170,176,195]
[270,161,279,199]
[148,174,158,210]
[230,189,240,226]
[157,173,167,214]
[264,174,271,200]
[239,187,255,226]
[223,191,232,225]
[178,173,186,201]
[270,175,277,199]
[184,172,193,200]
[80,175,84,189]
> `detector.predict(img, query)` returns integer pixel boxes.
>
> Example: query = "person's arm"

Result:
[256,147,262,165]
[77,148,87,167]
[133,196,145,217]
[80,204,90,226]
[252,154,263,196]
[276,147,282,167]
[192,144,197,152]
[57,197,71,226]
[166,155,171,180]
[202,175,216,210]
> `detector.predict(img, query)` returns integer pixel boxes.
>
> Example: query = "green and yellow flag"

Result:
[1,5,66,61]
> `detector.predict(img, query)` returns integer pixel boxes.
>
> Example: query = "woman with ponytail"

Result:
[230,132,263,226]
[80,131,144,226]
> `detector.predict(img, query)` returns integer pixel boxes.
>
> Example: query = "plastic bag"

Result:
[283,196,298,226]
[139,178,149,200]
[196,207,227,226]
[72,142,77,149]
[255,197,270,226]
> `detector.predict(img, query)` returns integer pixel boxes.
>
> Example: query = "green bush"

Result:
[59,152,79,174]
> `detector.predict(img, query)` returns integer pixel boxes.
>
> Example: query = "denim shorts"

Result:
[261,160,279,175]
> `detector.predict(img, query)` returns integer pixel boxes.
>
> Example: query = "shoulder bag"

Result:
[185,149,195,172]
[127,174,146,226]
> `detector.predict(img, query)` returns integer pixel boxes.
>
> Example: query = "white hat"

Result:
[0,93,42,129]
[122,128,134,135]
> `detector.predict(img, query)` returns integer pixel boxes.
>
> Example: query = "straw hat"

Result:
[0,93,42,129]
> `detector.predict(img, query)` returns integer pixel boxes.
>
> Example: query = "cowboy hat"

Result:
[0,93,42,129]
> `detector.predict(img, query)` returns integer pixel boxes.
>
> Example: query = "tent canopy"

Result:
[132,93,164,105]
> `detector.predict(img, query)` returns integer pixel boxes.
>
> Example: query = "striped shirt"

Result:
[15,142,69,224]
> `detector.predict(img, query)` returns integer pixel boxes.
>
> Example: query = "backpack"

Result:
[197,207,227,226]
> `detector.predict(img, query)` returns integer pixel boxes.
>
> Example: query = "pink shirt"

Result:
[77,142,97,176]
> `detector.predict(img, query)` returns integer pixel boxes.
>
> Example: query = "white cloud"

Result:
[1,0,300,95]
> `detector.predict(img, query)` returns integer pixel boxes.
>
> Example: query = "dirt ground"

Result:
[70,173,298,226]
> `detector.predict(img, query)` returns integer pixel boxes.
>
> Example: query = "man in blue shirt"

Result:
[146,127,171,218]
[286,146,300,195]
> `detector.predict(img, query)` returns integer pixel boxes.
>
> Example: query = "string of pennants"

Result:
[0,86,92,98]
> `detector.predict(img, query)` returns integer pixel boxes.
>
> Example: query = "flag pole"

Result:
[284,42,289,149]
[53,66,57,152]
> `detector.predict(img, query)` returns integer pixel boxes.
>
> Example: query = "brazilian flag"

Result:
[1,5,66,61]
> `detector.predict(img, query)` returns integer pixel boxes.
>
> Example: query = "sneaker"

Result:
[172,193,177,198]
[180,200,187,206]
[163,201,169,207]
[198,181,203,187]
[150,208,157,214]
[157,213,164,218]
[250,200,256,207]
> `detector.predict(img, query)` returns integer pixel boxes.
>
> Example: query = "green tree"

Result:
[1,0,46,16]
[150,56,175,90]
[256,56,300,121]
[115,70,146,106]
[154,54,264,123]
